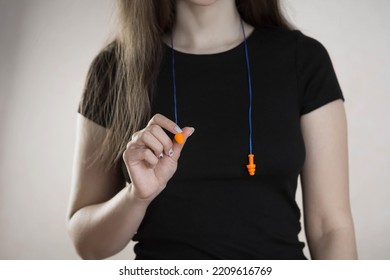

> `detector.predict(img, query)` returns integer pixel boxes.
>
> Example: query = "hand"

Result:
[123,114,194,202]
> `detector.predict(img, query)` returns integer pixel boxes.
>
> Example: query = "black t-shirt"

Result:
[79,27,344,259]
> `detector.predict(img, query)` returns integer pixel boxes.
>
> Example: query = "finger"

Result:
[147,114,182,135]
[170,127,195,161]
[139,130,166,158]
[147,124,175,156]
[124,147,159,169]
[131,126,173,157]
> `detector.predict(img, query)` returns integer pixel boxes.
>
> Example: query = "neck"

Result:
[167,0,254,54]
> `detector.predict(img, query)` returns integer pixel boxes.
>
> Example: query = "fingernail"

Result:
[158,153,164,159]
[174,126,182,133]
[168,149,174,157]
[189,127,195,137]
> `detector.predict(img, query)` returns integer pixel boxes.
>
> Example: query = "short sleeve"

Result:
[296,31,344,115]
[78,42,117,127]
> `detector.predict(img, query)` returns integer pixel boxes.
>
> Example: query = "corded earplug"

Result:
[246,154,256,176]
[174,132,185,144]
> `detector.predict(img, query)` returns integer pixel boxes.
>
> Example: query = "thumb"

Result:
[171,127,195,161]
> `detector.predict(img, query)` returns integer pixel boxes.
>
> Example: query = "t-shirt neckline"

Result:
[163,28,258,57]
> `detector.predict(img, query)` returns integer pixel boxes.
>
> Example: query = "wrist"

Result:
[125,183,153,208]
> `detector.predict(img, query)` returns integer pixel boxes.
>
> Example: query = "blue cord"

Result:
[171,19,254,155]
[240,19,254,155]
[170,32,179,124]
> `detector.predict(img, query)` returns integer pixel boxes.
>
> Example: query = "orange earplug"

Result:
[246,154,256,176]
[174,132,185,144]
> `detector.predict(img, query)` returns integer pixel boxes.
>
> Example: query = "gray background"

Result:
[0,0,389,259]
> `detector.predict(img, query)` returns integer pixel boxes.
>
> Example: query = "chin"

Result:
[184,0,219,6]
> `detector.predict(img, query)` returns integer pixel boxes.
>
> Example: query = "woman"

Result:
[67,0,357,259]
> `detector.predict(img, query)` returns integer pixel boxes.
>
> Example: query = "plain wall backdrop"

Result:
[0,0,389,259]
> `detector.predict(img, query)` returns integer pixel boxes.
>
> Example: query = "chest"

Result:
[152,47,305,181]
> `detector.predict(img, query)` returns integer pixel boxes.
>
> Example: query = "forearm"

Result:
[67,183,149,259]
[308,226,358,260]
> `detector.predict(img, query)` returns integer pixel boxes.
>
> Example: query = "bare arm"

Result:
[66,115,148,259]
[300,100,357,259]
[67,114,194,259]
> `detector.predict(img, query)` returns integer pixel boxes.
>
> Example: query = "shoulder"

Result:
[252,26,329,56]
[83,40,119,102]
[79,40,119,128]
[294,31,330,60]
[88,40,118,79]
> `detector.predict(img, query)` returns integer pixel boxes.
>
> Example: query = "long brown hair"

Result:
[80,0,293,171]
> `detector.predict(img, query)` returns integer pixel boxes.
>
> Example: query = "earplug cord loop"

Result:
[170,33,179,125]
[240,18,254,155]
[170,19,256,175]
